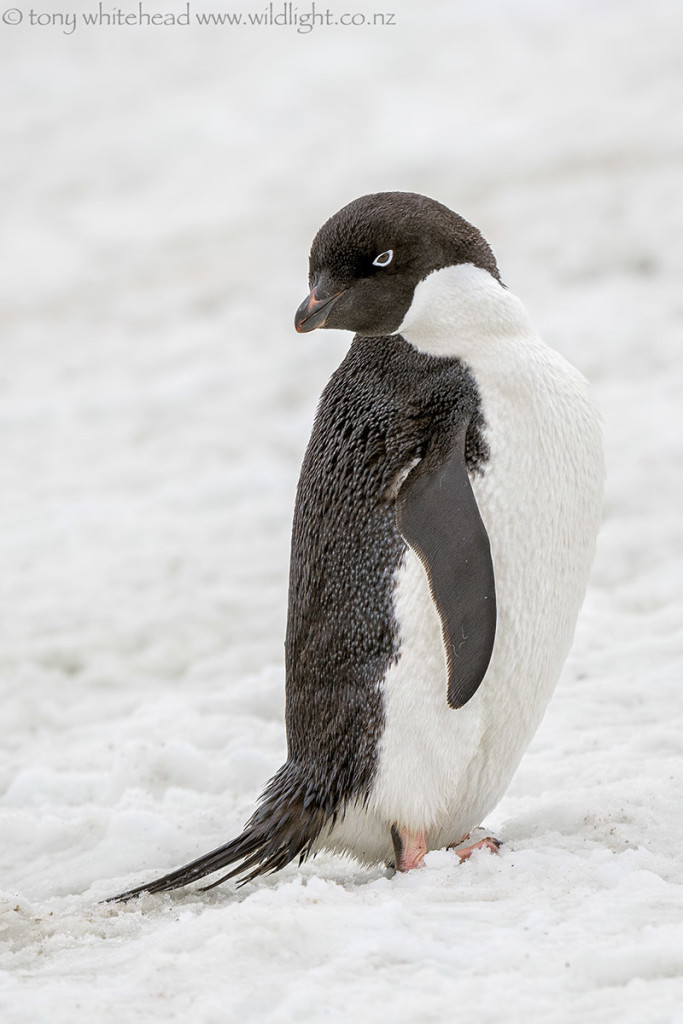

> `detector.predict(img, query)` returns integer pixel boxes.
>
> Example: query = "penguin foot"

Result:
[448,830,502,862]
[391,824,427,871]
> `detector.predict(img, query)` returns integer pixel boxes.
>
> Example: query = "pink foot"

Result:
[391,825,427,871]
[448,831,501,862]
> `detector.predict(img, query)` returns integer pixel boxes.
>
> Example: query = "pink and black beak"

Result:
[294,282,346,333]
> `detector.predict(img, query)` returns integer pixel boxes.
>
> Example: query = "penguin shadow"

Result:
[121,857,392,908]
[220,837,506,903]
[106,836,512,911]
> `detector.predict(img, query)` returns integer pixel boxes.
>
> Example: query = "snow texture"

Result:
[1,0,682,1021]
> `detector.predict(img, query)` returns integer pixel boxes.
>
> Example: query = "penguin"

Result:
[110,191,603,900]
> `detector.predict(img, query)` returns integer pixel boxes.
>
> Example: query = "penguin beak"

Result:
[294,284,345,333]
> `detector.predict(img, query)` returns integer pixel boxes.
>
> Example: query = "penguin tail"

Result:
[106,763,329,902]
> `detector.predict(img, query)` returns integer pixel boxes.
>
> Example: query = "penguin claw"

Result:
[448,830,502,861]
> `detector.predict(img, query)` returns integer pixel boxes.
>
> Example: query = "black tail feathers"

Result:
[107,764,330,902]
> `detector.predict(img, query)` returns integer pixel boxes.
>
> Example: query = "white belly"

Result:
[371,544,501,841]
[321,265,604,866]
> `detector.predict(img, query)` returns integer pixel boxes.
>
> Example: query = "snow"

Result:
[1,0,682,1020]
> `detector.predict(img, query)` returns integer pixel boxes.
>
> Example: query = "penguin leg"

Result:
[391,824,427,871]
[448,830,501,861]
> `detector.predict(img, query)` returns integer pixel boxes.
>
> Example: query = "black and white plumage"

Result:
[110,192,603,899]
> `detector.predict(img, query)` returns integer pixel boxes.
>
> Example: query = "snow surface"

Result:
[1,0,682,1021]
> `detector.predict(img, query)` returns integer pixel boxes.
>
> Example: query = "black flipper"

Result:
[106,764,326,901]
[396,434,496,709]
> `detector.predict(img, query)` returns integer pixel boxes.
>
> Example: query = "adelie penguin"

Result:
[110,192,604,899]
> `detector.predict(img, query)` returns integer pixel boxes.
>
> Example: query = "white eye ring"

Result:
[372,249,393,267]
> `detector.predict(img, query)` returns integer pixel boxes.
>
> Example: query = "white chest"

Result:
[366,265,604,843]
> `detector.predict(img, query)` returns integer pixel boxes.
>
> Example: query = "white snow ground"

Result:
[1,0,682,1020]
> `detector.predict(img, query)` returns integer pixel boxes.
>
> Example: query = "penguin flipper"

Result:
[106,764,326,901]
[396,442,497,709]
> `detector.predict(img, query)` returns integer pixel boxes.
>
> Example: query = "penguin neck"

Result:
[397,264,540,375]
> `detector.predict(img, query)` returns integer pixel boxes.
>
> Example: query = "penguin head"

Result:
[295,192,501,337]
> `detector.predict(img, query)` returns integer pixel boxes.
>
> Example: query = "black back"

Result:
[284,333,489,814]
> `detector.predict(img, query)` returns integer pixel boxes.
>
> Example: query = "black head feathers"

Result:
[295,192,500,337]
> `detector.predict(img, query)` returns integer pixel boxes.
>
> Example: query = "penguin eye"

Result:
[372,250,393,268]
